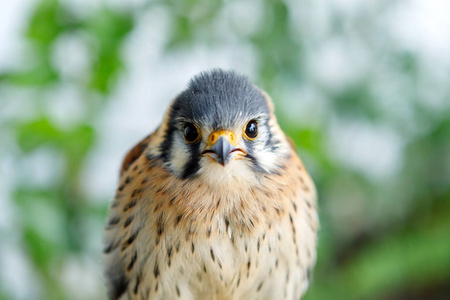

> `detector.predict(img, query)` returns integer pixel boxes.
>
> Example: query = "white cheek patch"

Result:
[250,124,290,173]
[256,146,279,172]
[169,136,191,176]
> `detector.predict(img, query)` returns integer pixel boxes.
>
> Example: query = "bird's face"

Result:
[151,70,290,184]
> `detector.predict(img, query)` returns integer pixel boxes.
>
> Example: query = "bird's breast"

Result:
[106,153,317,299]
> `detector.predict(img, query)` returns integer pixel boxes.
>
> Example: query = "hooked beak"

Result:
[202,130,246,166]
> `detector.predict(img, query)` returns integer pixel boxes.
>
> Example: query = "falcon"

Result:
[103,69,318,300]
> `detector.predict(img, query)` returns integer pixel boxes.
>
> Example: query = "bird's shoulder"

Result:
[103,130,164,300]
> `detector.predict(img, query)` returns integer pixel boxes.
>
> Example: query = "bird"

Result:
[103,69,318,300]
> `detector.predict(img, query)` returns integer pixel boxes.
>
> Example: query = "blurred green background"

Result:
[0,0,449,299]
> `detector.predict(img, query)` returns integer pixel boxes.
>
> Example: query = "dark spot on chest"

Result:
[257,281,264,292]
[108,216,120,226]
[127,251,137,271]
[210,248,215,262]
[123,198,137,212]
[175,214,183,226]
[123,216,134,228]
[103,240,118,254]
[121,229,139,251]
[153,262,160,278]
[157,213,164,236]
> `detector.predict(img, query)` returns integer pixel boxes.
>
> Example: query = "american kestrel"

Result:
[103,69,318,300]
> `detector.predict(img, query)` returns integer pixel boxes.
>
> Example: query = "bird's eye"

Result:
[244,120,258,140]
[183,123,201,143]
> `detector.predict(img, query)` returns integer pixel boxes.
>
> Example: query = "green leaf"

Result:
[2,50,59,86]
[26,0,62,45]
[62,124,95,175]
[84,8,134,93]
[16,118,62,153]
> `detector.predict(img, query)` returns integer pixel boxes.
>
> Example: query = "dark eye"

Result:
[244,120,258,140]
[184,123,200,143]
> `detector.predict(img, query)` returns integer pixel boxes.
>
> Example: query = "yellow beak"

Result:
[203,130,244,166]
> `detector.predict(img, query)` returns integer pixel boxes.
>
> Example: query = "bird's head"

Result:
[145,70,291,185]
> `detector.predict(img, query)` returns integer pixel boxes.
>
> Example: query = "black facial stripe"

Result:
[181,155,201,179]
[181,140,201,179]
[159,124,175,163]
[245,152,266,173]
